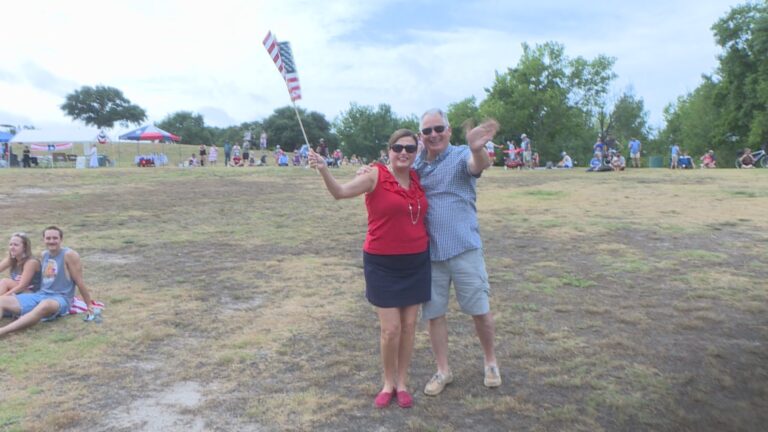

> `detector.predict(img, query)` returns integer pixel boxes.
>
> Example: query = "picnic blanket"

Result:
[69,297,105,314]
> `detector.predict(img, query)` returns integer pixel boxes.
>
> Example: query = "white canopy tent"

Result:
[8,128,112,167]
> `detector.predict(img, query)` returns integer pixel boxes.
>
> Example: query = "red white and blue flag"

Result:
[278,42,302,101]
[263,31,302,101]
[97,130,109,144]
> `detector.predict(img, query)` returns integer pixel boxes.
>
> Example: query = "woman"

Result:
[308,129,429,409]
[0,232,41,296]
[700,150,716,168]
[208,144,218,166]
[89,145,99,168]
[198,144,207,167]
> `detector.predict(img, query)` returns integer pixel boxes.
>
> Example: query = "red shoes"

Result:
[374,390,395,408]
[374,389,413,408]
[396,390,413,408]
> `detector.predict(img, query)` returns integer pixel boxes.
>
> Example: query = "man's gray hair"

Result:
[420,108,450,129]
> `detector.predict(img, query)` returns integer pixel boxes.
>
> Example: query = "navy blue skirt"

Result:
[363,250,431,308]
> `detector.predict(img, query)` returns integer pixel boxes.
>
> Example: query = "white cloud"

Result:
[0,0,740,134]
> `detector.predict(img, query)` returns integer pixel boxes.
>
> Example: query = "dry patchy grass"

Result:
[0,166,766,431]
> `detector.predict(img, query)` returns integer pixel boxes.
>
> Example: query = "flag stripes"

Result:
[262,31,285,78]
[263,31,302,101]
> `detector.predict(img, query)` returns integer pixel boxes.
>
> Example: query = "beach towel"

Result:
[69,297,105,314]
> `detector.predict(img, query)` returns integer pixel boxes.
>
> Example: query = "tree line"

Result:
[60,2,765,165]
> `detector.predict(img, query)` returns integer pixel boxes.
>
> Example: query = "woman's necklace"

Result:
[408,200,421,224]
[388,164,420,224]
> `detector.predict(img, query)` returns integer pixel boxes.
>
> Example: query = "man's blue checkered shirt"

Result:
[414,145,483,262]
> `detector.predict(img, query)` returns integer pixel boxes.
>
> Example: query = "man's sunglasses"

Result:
[390,144,418,154]
[421,125,446,136]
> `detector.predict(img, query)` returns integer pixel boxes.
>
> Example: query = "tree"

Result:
[262,106,333,152]
[711,2,768,149]
[61,85,146,129]
[659,2,768,159]
[605,90,652,147]
[480,42,616,163]
[156,111,213,145]
[210,121,263,147]
[333,103,405,161]
[658,78,720,157]
[446,97,481,145]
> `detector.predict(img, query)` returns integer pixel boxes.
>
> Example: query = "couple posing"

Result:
[0,227,95,338]
[309,108,500,409]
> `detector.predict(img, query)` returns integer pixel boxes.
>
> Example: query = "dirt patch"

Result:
[102,382,205,431]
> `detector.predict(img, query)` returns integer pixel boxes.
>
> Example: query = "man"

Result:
[520,134,532,169]
[415,108,501,395]
[611,152,626,171]
[317,138,329,158]
[0,226,94,338]
[223,141,232,167]
[242,140,251,165]
[628,138,642,168]
[670,143,680,169]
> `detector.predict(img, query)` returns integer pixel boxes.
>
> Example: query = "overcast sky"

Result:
[0,0,741,135]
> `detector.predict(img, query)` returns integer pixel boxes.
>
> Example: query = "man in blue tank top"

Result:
[0,226,95,337]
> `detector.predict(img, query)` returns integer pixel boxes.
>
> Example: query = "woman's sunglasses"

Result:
[390,144,418,154]
[421,125,446,136]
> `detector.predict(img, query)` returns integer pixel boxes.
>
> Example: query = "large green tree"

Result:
[480,42,616,163]
[156,111,212,145]
[446,97,482,145]
[262,106,333,152]
[604,91,652,147]
[711,2,768,149]
[333,103,415,161]
[660,2,768,160]
[61,85,146,129]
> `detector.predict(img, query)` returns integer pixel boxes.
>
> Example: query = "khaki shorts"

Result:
[422,248,490,320]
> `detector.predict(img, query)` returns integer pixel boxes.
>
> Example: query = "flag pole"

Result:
[292,100,310,150]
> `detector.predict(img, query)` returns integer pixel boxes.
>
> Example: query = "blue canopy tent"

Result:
[0,132,12,167]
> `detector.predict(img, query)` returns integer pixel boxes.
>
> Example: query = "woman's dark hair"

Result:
[387,129,418,147]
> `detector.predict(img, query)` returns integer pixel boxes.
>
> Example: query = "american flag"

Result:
[262,31,285,78]
[278,41,302,101]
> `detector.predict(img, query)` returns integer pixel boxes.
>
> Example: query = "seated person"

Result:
[586,153,603,172]
[700,150,716,168]
[0,233,41,296]
[678,151,695,169]
[187,154,198,167]
[557,152,573,168]
[229,156,244,166]
[611,153,626,171]
[739,148,754,168]
[0,226,95,338]
[278,153,289,166]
